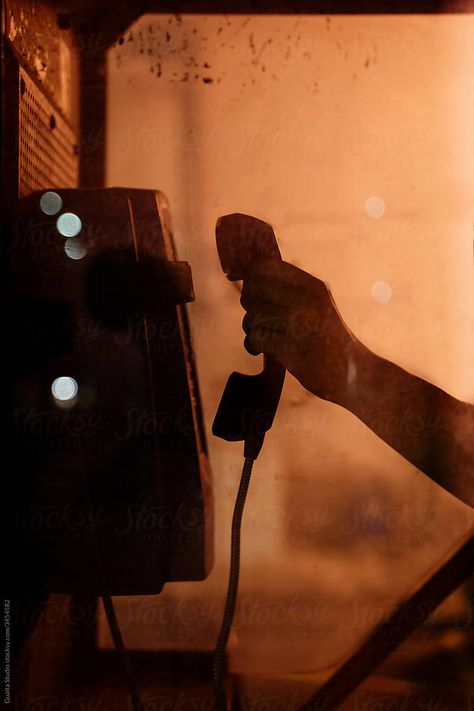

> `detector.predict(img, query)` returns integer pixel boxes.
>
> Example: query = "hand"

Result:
[240,259,355,402]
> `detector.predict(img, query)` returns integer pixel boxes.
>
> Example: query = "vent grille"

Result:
[19,68,79,196]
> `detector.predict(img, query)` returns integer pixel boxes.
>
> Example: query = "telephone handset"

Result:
[211,214,286,709]
[212,213,286,460]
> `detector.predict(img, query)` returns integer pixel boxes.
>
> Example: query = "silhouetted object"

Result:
[212,214,286,710]
[5,188,212,597]
[213,214,285,460]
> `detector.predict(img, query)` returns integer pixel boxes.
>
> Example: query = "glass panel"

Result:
[103,13,474,674]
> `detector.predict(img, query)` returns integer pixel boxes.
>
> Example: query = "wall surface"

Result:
[101,13,474,674]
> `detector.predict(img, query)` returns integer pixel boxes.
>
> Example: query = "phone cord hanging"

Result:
[212,455,255,710]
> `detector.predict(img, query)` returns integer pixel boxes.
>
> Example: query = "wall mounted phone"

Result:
[6,187,213,598]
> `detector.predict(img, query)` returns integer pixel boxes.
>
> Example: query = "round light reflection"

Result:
[371,281,392,304]
[40,191,63,215]
[365,196,385,219]
[57,212,82,237]
[65,238,87,260]
[51,376,78,402]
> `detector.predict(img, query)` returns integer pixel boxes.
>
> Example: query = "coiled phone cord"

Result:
[212,455,256,710]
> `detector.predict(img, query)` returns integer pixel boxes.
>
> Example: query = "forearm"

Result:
[332,338,474,508]
[239,259,474,506]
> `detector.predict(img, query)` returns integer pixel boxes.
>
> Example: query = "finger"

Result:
[244,309,289,359]
[241,278,292,311]
[241,260,326,311]
[242,302,287,336]
[244,334,262,356]
[245,324,286,360]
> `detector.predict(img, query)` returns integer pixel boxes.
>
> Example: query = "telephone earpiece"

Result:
[212,213,286,459]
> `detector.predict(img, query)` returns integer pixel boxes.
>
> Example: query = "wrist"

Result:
[330,333,372,411]
[296,325,365,407]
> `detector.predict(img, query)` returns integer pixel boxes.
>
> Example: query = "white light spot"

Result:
[347,357,357,387]
[57,212,82,237]
[64,238,87,260]
[365,196,385,219]
[51,376,78,402]
[371,281,392,304]
[40,191,62,215]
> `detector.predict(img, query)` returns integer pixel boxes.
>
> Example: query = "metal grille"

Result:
[19,68,79,196]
